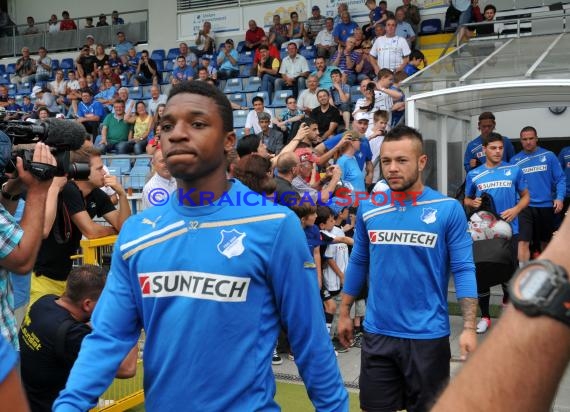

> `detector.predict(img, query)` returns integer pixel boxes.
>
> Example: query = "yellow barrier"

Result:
[76,235,146,412]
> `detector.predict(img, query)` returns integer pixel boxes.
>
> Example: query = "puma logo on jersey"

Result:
[142,216,162,229]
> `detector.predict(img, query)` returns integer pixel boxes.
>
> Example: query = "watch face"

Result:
[517,266,554,301]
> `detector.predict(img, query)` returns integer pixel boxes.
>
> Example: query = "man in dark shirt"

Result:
[75,45,96,78]
[19,265,137,412]
[135,49,159,86]
[273,152,302,207]
[29,147,131,306]
[311,89,342,141]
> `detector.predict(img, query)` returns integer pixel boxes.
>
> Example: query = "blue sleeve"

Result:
[53,224,143,412]
[76,103,86,118]
[332,25,340,38]
[503,137,515,162]
[463,141,473,172]
[360,139,373,162]
[550,153,566,201]
[94,102,106,118]
[0,336,17,382]
[464,171,476,198]
[269,214,348,411]
[323,133,341,150]
[448,202,477,299]
[343,206,369,297]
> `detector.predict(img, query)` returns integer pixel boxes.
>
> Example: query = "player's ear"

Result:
[223,131,236,153]
[418,153,428,172]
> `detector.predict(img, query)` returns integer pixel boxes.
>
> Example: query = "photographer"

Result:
[135,50,159,86]
[0,142,56,349]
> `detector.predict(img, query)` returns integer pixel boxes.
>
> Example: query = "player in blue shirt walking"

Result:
[558,145,570,216]
[464,133,529,333]
[54,81,348,412]
[463,111,515,172]
[510,126,566,263]
[338,125,478,412]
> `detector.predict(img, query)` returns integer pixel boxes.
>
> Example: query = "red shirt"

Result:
[59,19,77,31]
[253,45,281,65]
[246,27,265,45]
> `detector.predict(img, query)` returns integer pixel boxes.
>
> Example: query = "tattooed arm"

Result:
[458,297,478,360]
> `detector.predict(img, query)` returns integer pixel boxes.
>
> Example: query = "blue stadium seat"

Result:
[280,49,288,60]
[232,110,248,128]
[51,59,59,70]
[0,75,9,85]
[223,78,243,94]
[141,85,153,100]
[268,90,292,108]
[0,65,5,75]
[7,84,15,97]
[238,65,252,78]
[155,60,164,72]
[134,157,151,168]
[300,46,316,60]
[350,85,363,105]
[238,51,254,66]
[307,59,316,72]
[109,158,132,174]
[243,76,261,93]
[235,128,246,140]
[128,86,143,100]
[151,49,166,61]
[227,93,247,108]
[60,58,74,70]
[6,64,16,74]
[236,41,246,54]
[420,19,442,35]
[166,47,179,61]
[17,82,32,95]
[164,60,175,72]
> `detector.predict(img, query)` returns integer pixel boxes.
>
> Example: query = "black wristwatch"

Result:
[509,259,570,327]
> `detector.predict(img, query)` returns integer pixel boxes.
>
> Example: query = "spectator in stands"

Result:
[124,47,139,80]
[403,49,426,76]
[244,95,274,135]
[5,95,22,119]
[245,19,265,51]
[147,85,167,116]
[200,55,217,80]
[99,63,121,88]
[115,31,134,58]
[312,89,341,141]
[176,42,198,68]
[254,44,280,102]
[19,265,136,412]
[331,36,360,86]
[452,0,473,27]
[135,50,159,86]
[108,49,123,74]
[116,86,136,117]
[142,149,177,210]
[311,56,337,91]
[0,84,9,107]
[315,17,336,59]
[463,111,515,172]
[511,126,566,263]
[94,78,117,112]
[330,69,351,131]
[97,99,132,154]
[372,20,386,41]
[333,11,358,48]
[196,66,209,82]
[275,42,309,98]
[35,47,52,84]
[97,14,109,27]
[375,68,403,111]
[11,47,36,85]
[146,124,162,155]
[257,112,284,155]
[297,75,320,116]
[233,153,276,195]
[191,21,215,57]
[286,12,306,48]
[217,39,239,80]
[93,44,109,74]
[21,95,34,114]
[355,39,378,82]
[370,16,410,73]
[32,86,60,114]
[84,17,94,28]
[402,0,420,33]
[50,70,67,107]
[171,55,194,85]
[59,11,77,31]
[75,89,106,136]
[111,10,124,25]
[236,134,270,158]
[305,6,326,45]
[23,16,39,35]
[275,95,305,141]
[75,45,97,78]
[333,3,349,26]
[363,0,385,39]
[48,14,59,33]
[84,35,96,55]
[65,72,82,116]
[458,3,498,43]
[86,74,99,95]
[150,103,165,133]
[253,36,280,68]
[395,6,416,47]
[352,27,365,51]
[126,101,153,155]
[267,15,287,50]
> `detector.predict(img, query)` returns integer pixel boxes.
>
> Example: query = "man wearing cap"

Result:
[115,32,134,58]
[111,11,124,25]
[293,149,341,205]
[32,86,59,115]
[85,35,96,55]
[306,6,326,45]
[257,112,283,155]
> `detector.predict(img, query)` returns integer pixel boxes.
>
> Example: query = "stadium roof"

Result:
[403,33,570,117]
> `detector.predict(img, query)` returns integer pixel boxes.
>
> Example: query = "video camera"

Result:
[0,117,91,184]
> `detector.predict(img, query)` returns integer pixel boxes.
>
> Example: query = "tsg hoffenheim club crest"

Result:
[421,208,437,224]
[217,229,246,258]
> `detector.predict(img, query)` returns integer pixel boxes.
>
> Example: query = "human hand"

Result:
[554,199,563,214]
[459,328,477,361]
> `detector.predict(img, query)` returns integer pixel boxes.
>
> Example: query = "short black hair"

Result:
[484,4,497,13]
[520,125,537,136]
[303,117,317,127]
[479,111,495,122]
[236,134,261,157]
[65,265,107,304]
[168,81,233,132]
[316,206,333,226]
[252,96,264,105]
[410,50,424,60]
[483,132,503,146]
[384,125,424,153]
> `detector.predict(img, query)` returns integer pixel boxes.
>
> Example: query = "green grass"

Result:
[124,381,360,411]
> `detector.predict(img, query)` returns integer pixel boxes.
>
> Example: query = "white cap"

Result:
[31,85,42,98]
[354,112,370,122]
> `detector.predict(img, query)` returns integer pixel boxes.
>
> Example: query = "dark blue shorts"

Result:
[519,206,555,243]
[360,332,450,412]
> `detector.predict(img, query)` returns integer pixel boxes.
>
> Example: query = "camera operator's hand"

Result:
[10,143,56,191]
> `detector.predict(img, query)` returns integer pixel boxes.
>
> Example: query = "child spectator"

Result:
[200,56,217,81]
[363,0,386,39]
[329,69,351,131]
[403,49,426,77]
[21,95,34,114]
[5,96,22,119]
[366,110,389,182]
[374,68,403,112]
[390,71,407,127]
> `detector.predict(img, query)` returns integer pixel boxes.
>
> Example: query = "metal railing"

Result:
[0,10,149,58]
